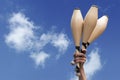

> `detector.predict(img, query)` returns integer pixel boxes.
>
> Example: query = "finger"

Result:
[74,54,86,59]
[75,57,86,61]
[75,60,85,63]
[79,53,86,58]
[74,53,86,58]
[74,59,86,63]
[81,49,87,54]
[74,57,86,61]
[73,52,80,57]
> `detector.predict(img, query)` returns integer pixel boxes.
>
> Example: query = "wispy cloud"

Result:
[30,51,50,67]
[5,12,35,51]
[84,48,102,80]
[51,33,70,53]
[51,32,70,59]
[5,12,70,67]
[70,48,102,80]
[35,32,70,59]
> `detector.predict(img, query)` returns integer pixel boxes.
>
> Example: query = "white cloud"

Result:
[5,12,70,67]
[37,32,70,53]
[51,33,70,52]
[9,12,34,29]
[84,48,102,80]
[36,32,70,58]
[5,12,70,53]
[35,33,52,50]
[5,12,35,51]
[30,51,50,67]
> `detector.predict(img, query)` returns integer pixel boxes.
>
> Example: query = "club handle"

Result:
[75,49,81,68]
[81,42,89,53]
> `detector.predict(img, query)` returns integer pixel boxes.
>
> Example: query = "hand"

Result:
[74,50,86,64]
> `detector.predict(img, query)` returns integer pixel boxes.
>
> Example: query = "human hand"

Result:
[74,49,86,64]
[71,49,87,77]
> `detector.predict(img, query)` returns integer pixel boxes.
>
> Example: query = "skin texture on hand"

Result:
[74,52,86,63]
[73,49,86,64]
[79,64,86,80]
[73,50,87,80]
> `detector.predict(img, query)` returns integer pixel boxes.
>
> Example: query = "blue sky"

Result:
[0,0,120,80]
